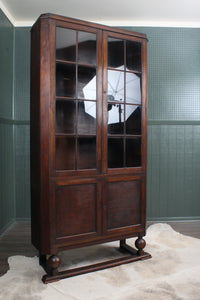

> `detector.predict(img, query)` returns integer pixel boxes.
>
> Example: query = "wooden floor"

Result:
[0,221,200,277]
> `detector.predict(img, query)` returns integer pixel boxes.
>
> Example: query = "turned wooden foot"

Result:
[40,254,61,282]
[47,255,61,276]
[135,236,146,256]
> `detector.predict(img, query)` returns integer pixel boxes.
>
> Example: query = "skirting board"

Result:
[147,217,200,222]
[0,219,15,238]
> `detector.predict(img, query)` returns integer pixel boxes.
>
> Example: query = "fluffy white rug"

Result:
[0,223,200,300]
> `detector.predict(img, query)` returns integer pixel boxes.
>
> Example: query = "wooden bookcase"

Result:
[30,13,150,283]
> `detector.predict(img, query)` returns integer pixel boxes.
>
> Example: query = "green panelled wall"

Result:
[14,28,30,220]
[125,27,200,220]
[148,124,200,220]
[1,14,200,235]
[0,10,15,234]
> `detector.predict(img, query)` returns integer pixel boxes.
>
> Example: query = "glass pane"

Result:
[108,38,124,68]
[108,103,124,134]
[125,72,141,104]
[78,137,96,169]
[56,137,76,170]
[108,138,124,168]
[108,69,124,102]
[126,138,141,167]
[126,105,141,135]
[56,63,76,97]
[78,101,96,135]
[56,100,76,134]
[78,32,96,65]
[56,27,76,61]
[126,41,141,72]
[78,66,96,99]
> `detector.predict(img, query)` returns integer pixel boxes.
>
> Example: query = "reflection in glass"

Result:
[108,103,124,132]
[78,66,96,99]
[56,27,76,61]
[56,100,76,134]
[108,38,124,68]
[108,69,124,102]
[78,101,96,135]
[78,137,96,169]
[56,137,76,170]
[78,32,96,65]
[126,138,141,167]
[108,138,124,168]
[125,72,141,104]
[126,105,141,135]
[56,63,76,97]
[126,41,141,72]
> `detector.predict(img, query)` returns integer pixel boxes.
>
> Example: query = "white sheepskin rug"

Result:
[0,223,200,300]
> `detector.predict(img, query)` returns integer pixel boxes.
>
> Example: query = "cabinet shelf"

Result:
[55,133,96,137]
[107,66,142,75]
[56,58,97,69]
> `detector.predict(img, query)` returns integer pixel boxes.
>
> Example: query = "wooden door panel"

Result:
[55,181,99,240]
[106,179,142,231]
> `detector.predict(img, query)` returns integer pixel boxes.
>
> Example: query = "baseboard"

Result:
[147,216,200,222]
[0,219,16,238]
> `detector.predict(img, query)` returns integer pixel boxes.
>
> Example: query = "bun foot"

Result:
[47,255,61,276]
[135,236,146,256]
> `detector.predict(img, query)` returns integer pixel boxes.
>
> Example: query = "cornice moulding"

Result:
[0,0,15,25]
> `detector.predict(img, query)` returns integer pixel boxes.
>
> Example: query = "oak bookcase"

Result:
[30,13,150,283]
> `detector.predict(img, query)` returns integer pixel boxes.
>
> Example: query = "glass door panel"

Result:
[126,138,141,167]
[56,27,76,61]
[77,137,96,169]
[107,138,124,168]
[56,100,76,134]
[125,105,141,135]
[56,137,76,170]
[56,63,76,98]
[125,72,141,104]
[78,66,96,99]
[107,69,124,102]
[78,32,97,65]
[55,26,98,172]
[108,38,124,68]
[126,41,141,72]
[77,101,96,135]
[106,35,142,169]
[108,103,124,134]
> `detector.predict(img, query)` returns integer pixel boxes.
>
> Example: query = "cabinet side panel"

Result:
[30,21,41,250]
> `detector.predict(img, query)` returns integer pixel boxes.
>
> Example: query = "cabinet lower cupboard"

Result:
[30,13,151,283]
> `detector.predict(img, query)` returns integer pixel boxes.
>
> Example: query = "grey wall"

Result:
[1,13,200,235]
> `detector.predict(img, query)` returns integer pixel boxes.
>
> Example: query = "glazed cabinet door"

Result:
[102,31,148,174]
[50,22,102,176]
[102,31,148,235]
